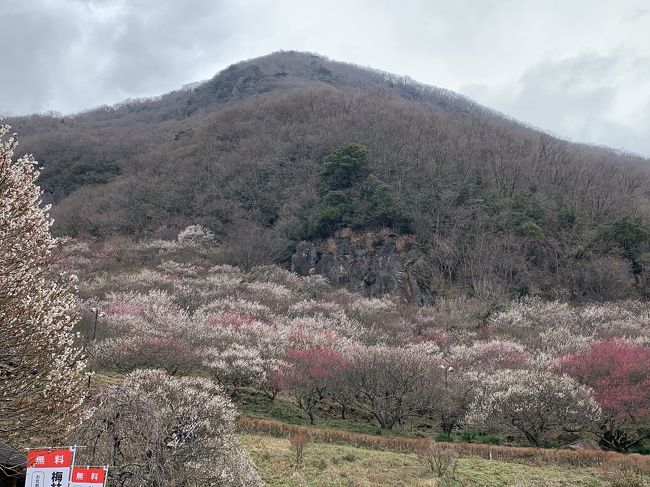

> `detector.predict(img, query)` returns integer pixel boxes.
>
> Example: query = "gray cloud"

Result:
[1,0,649,156]
[463,52,650,155]
[0,0,240,112]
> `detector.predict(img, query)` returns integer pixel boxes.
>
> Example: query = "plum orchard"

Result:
[63,229,650,451]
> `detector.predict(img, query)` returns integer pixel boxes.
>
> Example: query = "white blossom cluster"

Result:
[73,369,262,486]
[177,224,216,246]
[465,369,602,447]
[0,125,85,446]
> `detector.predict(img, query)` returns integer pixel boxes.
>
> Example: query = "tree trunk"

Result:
[522,430,541,448]
[441,415,456,436]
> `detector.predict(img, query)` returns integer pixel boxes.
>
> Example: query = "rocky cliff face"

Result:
[291,232,434,305]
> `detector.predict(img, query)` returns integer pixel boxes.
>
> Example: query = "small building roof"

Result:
[0,439,26,471]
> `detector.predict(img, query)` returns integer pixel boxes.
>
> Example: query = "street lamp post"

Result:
[90,307,106,342]
[439,364,454,388]
[438,364,456,440]
[88,307,105,392]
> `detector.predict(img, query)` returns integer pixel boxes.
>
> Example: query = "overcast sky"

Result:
[1,0,649,156]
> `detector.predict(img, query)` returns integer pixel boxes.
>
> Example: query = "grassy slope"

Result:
[241,434,610,487]
[93,374,648,485]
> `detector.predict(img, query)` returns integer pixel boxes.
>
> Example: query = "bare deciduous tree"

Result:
[347,346,435,429]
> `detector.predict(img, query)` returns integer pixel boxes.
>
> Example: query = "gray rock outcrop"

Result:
[564,439,601,451]
[291,232,434,305]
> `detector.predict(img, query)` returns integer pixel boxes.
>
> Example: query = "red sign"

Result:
[27,449,74,468]
[71,467,107,485]
[26,448,75,487]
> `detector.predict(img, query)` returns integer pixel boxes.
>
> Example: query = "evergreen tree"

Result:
[315,142,401,236]
[319,143,369,191]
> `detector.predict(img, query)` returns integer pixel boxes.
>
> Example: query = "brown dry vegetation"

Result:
[9,51,650,301]
[239,417,650,472]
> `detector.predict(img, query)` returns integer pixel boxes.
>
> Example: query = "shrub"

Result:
[461,431,477,443]
[415,439,459,479]
[521,221,543,237]
[289,432,311,468]
[436,432,452,442]
[602,459,649,487]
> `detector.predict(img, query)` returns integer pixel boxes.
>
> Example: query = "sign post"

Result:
[25,448,76,487]
[70,466,108,487]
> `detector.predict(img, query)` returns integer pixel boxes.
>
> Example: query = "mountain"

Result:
[7,51,650,302]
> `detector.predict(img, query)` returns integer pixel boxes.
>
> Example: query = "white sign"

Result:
[26,448,75,487]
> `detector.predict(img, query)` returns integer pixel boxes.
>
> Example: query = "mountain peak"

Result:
[181,50,478,116]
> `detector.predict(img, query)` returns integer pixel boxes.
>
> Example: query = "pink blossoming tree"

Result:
[558,339,650,451]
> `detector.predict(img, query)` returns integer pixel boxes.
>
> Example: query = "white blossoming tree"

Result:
[203,343,266,398]
[177,224,215,246]
[0,124,84,446]
[465,370,601,447]
[72,369,262,487]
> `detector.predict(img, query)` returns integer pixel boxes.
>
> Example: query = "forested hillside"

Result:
[8,51,650,301]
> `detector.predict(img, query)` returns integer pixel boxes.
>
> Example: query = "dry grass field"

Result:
[241,433,640,486]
